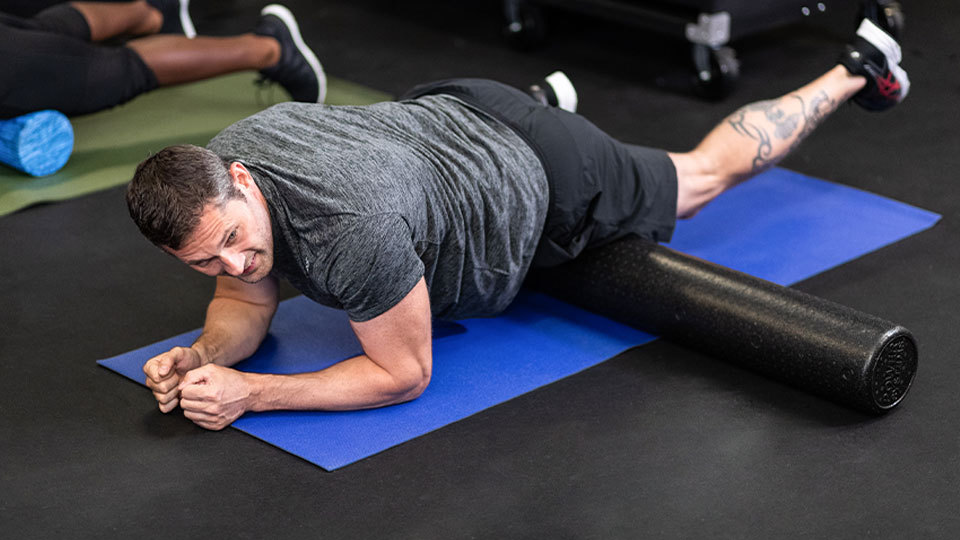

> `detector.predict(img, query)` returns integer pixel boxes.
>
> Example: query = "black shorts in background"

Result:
[400,78,678,267]
[0,5,157,119]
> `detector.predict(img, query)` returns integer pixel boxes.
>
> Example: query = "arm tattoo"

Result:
[727,103,775,172]
[727,90,837,174]
[787,91,837,154]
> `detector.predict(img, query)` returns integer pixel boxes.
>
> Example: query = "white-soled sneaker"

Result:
[528,70,578,113]
[255,4,327,103]
[838,18,910,111]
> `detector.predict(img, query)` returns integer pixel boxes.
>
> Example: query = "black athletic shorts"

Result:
[400,78,677,267]
[0,4,158,119]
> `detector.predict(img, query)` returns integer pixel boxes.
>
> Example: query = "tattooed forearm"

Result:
[754,99,802,139]
[726,90,838,174]
[727,104,774,172]
[787,90,838,154]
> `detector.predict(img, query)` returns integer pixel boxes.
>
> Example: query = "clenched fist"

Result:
[142,346,203,413]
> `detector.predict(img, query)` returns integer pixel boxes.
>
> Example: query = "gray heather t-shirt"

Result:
[207,95,548,321]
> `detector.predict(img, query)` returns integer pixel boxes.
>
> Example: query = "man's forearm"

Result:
[193,295,276,367]
[175,278,432,428]
[244,352,430,412]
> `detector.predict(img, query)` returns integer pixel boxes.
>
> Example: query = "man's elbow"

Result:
[393,361,432,402]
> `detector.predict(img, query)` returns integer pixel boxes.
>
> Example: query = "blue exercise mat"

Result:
[98,168,940,470]
[667,168,939,285]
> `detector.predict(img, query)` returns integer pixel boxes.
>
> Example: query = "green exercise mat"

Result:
[0,73,391,216]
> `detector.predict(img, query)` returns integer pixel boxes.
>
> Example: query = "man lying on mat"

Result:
[126,19,909,430]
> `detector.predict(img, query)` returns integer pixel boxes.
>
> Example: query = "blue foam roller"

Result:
[0,110,74,177]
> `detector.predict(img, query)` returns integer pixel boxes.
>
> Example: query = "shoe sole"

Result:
[857,18,910,98]
[545,71,577,113]
[260,4,327,103]
[180,0,196,38]
[857,18,900,62]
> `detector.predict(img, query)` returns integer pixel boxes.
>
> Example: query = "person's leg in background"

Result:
[16,1,190,42]
[76,1,326,103]
[670,19,909,219]
[0,2,323,119]
[66,0,169,41]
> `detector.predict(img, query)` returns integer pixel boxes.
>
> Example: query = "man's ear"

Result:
[228,162,253,189]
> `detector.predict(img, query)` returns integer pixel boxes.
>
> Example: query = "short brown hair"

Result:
[126,144,242,250]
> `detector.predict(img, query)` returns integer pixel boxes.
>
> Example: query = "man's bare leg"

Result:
[671,17,910,219]
[671,65,865,218]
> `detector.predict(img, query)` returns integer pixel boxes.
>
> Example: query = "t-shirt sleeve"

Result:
[318,214,425,322]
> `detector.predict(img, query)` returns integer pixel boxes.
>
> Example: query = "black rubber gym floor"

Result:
[2,0,959,537]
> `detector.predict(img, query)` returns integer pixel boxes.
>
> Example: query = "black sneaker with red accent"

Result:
[838,18,910,111]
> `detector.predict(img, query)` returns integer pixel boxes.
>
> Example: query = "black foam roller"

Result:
[528,236,918,414]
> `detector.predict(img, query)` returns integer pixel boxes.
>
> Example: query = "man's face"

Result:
[168,194,275,283]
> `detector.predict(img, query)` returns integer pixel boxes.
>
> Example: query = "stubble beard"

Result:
[239,249,273,283]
